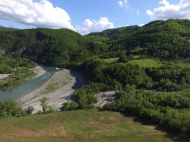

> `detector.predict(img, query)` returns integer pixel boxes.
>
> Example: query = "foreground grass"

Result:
[0,109,184,142]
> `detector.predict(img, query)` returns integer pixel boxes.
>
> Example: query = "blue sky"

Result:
[0,0,189,34]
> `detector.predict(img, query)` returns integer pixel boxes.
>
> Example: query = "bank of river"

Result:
[0,66,54,102]
[20,69,85,113]
[0,66,85,113]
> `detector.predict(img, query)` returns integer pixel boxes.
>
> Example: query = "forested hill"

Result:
[0,28,89,68]
[0,19,190,67]
[0,25,17,31]
[87,19,190,59]
[87,25,139,37]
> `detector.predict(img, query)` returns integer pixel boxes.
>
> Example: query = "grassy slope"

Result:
[128,59,163,67]
[0,109,182,142]
[104,57,163,68]
[104,58,119,63]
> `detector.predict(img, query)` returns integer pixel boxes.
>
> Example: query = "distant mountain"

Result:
[0,25,18,31]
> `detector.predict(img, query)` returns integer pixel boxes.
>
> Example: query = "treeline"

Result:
[104,87,190,134]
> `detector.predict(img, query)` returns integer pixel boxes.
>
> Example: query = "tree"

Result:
[40,97,53,113]
[118,53,127,63]
[40,97,48,113]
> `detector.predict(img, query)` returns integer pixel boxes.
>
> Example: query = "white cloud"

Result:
[118,1,124,7]
[138,23,145,27]
[0,0,73,29]
[136,10,139,14]
[146,10,154,19]
[118,0,128,7]
[146,0,190,20]
[75,17,114,35]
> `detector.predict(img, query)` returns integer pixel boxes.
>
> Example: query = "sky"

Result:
[0,0,189,35]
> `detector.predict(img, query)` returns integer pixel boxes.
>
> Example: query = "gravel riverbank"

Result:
[18,68,85,114]
[32,66,47,79]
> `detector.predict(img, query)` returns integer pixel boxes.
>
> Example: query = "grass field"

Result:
[104,57,163,68]
[163,60,190,68]
[104,57,119,64]
[0,109,184,142]
[128,59,163,67]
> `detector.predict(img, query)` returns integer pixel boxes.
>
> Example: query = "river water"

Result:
[0,66,55,102]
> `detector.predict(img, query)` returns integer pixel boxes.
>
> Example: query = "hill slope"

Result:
[0,19,190,67]
[87,19,190,59]
[0,28,89,67]
[0,109,182,142]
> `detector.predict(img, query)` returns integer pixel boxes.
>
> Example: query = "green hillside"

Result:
[87,19,190,59]
[0,28,89,67]
[0,19,190,67]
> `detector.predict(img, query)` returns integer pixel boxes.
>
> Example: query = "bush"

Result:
[60,102,79,111]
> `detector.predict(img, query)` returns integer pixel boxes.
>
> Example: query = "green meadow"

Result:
[128,59,163,67]
[0,109,185,142]
[104,57,164,68]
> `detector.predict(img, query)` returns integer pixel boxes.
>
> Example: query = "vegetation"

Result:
[1,19,190,138]
[89,19,190,60]
[0,109,185,142]
[0,100,32,118]
[104,87,190,135]
[39,97,54,113]
[0,57,36,91]
[0,28,90,68]
[104,57,118,63]
[0,25,17,31]
[0,19,190,69]
[128,59,163,67]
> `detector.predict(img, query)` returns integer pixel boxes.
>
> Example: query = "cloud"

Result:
[0,0,73,29]
[136,10,139,15]
[138,23,145,27]
[146,10,154,19]
[75,17,114,35]
[146,0,190,20]
[118,0,128,7]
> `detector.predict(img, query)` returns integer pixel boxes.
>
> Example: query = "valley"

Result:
[1,19,190,141]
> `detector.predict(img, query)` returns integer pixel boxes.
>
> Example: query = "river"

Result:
[0,66,55,102]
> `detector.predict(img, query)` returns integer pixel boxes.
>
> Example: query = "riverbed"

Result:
[20,69,85,113]
[0,66,85,113]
